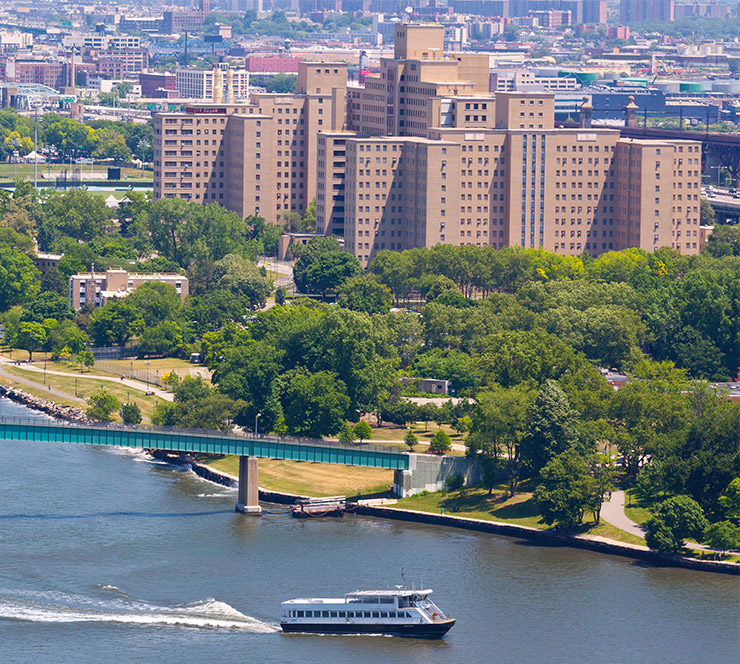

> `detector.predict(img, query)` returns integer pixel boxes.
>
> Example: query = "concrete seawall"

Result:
[180,455,738,576]
[354,505,740,576]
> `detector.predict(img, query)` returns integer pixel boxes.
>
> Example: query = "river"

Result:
[0,398,737,664]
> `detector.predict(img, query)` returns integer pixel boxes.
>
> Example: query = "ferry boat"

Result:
[280,588,455,638]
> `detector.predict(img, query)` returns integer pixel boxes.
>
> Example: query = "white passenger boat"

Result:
[280,588,455,638]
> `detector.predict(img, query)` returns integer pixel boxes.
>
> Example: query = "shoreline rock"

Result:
[0,384,91,423]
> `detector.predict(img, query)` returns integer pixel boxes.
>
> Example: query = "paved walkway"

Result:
[0,363,87,404]
[600,490,721,553]
[0,358,174,402]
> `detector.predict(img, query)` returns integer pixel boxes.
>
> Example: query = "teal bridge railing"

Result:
[0,417,410,470]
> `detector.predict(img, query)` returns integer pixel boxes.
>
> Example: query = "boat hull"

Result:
[281,619,455,639]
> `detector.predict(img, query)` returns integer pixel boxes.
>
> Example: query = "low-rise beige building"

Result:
[68,270,188,310]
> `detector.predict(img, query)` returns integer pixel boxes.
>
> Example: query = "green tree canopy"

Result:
[644,495,708,553]
[281,370,350,438]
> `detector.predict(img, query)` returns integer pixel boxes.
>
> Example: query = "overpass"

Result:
[614,126,740,187]
[0,418,409,515]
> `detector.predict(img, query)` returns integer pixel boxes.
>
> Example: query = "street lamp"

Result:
[145,360,151,394]
[255,412,261,436]
[709,165,721,188]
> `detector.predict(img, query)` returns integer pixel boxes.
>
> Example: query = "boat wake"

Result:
[0,591,278,632]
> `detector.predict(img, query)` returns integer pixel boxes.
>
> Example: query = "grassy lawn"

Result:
[392,484,650,546]
[623,489,653,525]
[102,358,196,371]
[0,374,82,408]
[392,485,548,530]
[370,422,465,443]
[2,365,160,421]
[200,455,394,498]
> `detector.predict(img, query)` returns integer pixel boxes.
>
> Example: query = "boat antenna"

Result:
[401,567,406,589]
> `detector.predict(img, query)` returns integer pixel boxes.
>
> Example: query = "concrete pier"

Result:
[235,456,262,515]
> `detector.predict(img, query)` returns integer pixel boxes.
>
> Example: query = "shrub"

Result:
[445,472,465,492]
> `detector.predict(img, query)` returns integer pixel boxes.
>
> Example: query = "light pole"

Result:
[255,412,261,436]
[145,360,150,393]
[709,165,721,188]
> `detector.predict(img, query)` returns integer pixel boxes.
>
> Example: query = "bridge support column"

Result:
[235,456,261,515]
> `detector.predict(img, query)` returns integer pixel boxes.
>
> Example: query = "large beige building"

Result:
[153,61,348,221]
[318,24,702,266]
[154,23,702,265]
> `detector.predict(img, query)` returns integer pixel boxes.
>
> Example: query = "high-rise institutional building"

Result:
[154,23,701,265]
[619,0,675,22]
[153,62,348,221]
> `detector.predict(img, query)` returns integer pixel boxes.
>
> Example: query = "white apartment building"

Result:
[175,66,250,101]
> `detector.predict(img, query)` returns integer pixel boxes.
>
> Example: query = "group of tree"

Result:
[464,354,739,550]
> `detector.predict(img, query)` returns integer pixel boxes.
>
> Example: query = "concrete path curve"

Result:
[601,490,726,553]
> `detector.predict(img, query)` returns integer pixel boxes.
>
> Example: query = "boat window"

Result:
[322,611,329,617]
[330,611,338,617]
[338,611,345,618]
[297,611,304,617]
[379,597,394,604]
[372,611,380,618]
[363,611,371,618]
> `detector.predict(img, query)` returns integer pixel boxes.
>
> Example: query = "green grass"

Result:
[392,486,548,530]
[392,484,650,545]
[624,489,653,525]
[2,365,160,421]
[200,454,394,498]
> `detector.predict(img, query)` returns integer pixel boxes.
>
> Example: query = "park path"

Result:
[0,363,87,404]
[600,490,723,553]
[0,357,174,402]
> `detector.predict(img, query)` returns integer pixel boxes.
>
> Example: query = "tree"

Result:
[703,521,740,557]
[301,251,362,298]
[89,300,144,346]
[718,478,740,522]
[700,198,715,226]
[92,128,132,161]
[43,189,112,242]
[120,402,142,425]
[644,495,709,553]
[0,246,40,311]
[22,292,74,324]
[47,320,89,358]
[520,380,582,476]
[338,421,356,444]
[138,320,182,357]
[213,253,271,309]
[281,370,350,438]
[151,377,242,430]
[337,275,392,314]
[703,224,740,258]
[353,420,372,443]
[429,430,451,453]
[533,451,597,531]
[15,321,46,361]
[404,429,418,452]
[86,388,121,422]
[468,385,532,496]
[126,281,182,328]
[266,73,297,93]
[275,286,287,306]
[77,349,95,373]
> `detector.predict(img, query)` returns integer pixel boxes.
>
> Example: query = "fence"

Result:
[94,360,169,389]
[89,346,140,361]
